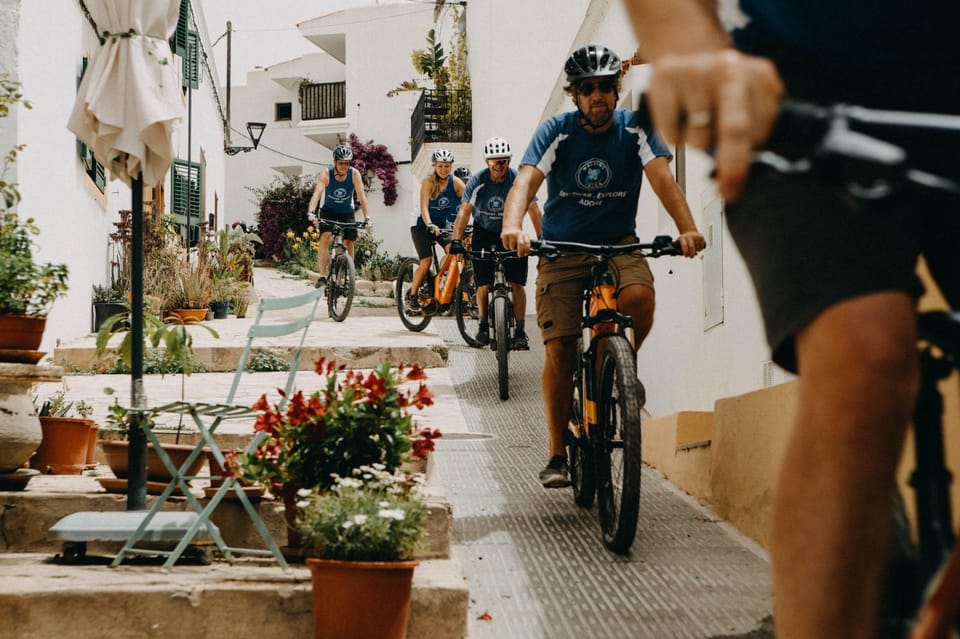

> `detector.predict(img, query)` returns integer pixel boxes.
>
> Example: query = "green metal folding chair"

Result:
[108,287,323,572]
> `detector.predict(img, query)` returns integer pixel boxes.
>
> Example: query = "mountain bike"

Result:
[530,236,681,554]
[461,247,523,400]
[317,218,367,322]
[395,228,479,347]
[757,100,960,638]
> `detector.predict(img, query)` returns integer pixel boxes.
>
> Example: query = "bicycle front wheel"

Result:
[493,294,510,400]
[327,254,355,322]
[395,257,432,332]
[568,340,595,507]
[594,335,643,554]
[455,263,483,348]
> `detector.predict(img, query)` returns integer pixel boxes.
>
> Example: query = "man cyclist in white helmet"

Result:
[450,137,542,349]
[501,44,705,488]
[307,143,371,288]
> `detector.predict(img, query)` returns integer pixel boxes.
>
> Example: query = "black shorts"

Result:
[727,169,960,373]
[410,224,445,260]
[470,225,529,287]
[319,211,359,240]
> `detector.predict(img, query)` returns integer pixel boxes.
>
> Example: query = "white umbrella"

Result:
[68,0,185,510]
[68,0,183,187]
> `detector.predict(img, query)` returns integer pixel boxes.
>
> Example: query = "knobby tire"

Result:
[568,340,596,507]
[455,263,483,348]
[327,254,355,322]
[595,335,642,554]
[395,257,432,332]
[494,294,509,400]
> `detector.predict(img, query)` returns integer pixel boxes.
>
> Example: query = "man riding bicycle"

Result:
[450,136,542,350]
[625,1,960,637]
[307,144,371,288]
[501,44,705,488]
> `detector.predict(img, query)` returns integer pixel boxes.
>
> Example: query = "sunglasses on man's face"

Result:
[490,158,509,167]
[577,79,616,97]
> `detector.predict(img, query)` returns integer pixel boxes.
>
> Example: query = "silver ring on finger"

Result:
[688,111,712,128]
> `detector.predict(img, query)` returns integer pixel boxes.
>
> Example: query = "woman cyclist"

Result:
[404,148,467,313]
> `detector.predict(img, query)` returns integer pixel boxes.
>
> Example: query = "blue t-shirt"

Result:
[321,167,356,216]
[461,167,519,233]
[734,1,960,112]
[420,177,460,228]
[520,109,671,243]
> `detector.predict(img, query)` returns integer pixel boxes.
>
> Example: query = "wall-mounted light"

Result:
[225,121,266,155]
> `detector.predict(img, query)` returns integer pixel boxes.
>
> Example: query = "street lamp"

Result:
[225,121,266,155]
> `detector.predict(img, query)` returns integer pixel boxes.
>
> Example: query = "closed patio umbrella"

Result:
[68,0,185,509]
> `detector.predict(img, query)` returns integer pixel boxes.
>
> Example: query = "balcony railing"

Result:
[411,89,472,159]
[300,82,346,121]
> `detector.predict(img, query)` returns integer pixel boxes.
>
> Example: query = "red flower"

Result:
[406,363,427,381]
[410,383,434,409]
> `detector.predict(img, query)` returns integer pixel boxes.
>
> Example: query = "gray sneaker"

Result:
[512,330,530,351]
[404,294,422,316]
[539,455,571,488]
[314,275,327,289]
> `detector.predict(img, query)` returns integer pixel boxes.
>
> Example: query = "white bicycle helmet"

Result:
[332,144,353,161]
[432,148,455,163]
[565,44,622,82]
[483,137,512,160]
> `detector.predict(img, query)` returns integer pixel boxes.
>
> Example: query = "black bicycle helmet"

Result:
[565,45,622,82]
[453,167,471,179]
[332,144,353,161]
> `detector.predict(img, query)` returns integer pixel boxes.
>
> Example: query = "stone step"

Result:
[0,552,467,639]
[0,474,452,561]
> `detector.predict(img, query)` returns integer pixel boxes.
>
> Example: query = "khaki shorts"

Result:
[535,238,654,343]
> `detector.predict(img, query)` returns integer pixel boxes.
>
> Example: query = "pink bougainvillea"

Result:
[347,133,399,206]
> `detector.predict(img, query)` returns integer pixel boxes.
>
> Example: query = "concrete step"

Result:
[0,473,452,561]
[0,552,468,639]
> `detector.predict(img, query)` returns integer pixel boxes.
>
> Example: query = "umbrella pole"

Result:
[127,174,148,511]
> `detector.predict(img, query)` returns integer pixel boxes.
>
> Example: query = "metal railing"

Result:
[300,82,347,121]
[411,89,472,159]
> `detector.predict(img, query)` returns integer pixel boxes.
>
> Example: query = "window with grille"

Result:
[171,159,202,246]
[76,56,105,193]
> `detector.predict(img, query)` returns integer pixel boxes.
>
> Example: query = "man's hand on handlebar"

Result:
[500,226,530,257]
[647,49,783,201]
[448,239,464,255]
[676,230,706,257]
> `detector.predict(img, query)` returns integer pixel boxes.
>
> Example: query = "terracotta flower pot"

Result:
[0,315,46,351]
[30,416,94,475]
[306,557,418,639]
[169,308,208,323]
[100,439,206,482]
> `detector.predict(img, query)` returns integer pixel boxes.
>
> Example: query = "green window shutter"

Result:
[76,55,105,193]
[182,30,199,90]
[171,159,202,219]
[171,0,189,58]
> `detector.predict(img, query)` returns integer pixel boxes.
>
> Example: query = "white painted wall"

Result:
[5,0,227,353]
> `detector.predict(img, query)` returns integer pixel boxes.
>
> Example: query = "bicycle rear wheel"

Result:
[455,263,483,348]
[568,341,595,507]
[327,254,355,322]
[493,294,509,400]
[395,257,432,332]
[594,335,642,554]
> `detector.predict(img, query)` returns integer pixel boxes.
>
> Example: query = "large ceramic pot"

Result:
[0,363,62,475]
[170,308,208,323]
[306,557,418,639]
[100,440,206,482]
[0,315,46,351]
[30,416,94,475]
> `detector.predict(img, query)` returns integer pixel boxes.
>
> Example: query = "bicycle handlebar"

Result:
[316,219,369,231]
[463,247,519,262]
[529,236,682,261]
[756,99,960,198]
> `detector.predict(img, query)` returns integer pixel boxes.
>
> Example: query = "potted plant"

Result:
[0,212,69,353]
[30,389,96,475]
[91,283,126,332]
[296,465,428,639]
[169,260,214,322]
[228,358,442,548]
[94,308,219,491]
